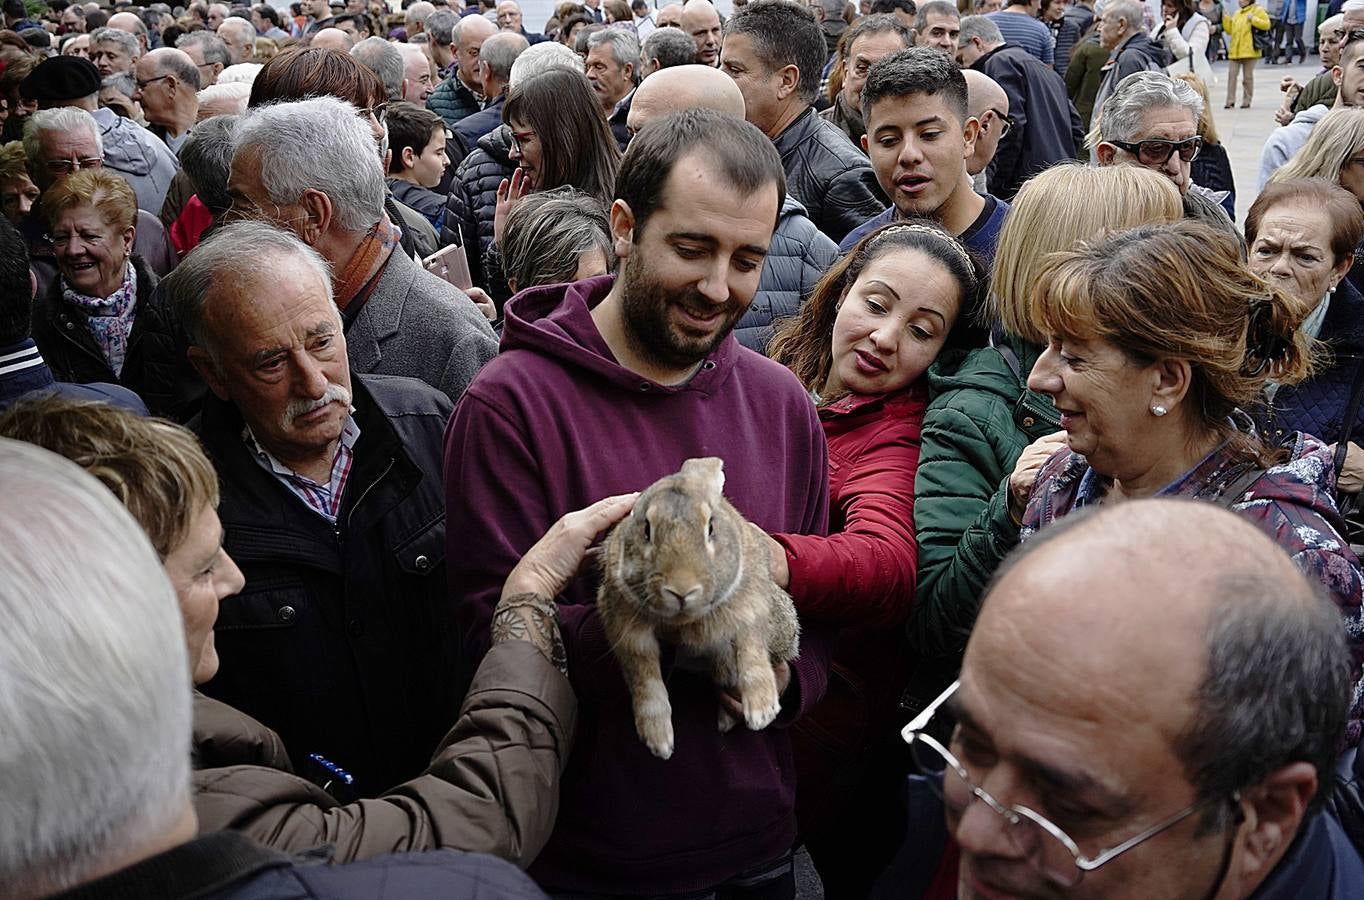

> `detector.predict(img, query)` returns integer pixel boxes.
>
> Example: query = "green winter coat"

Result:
[908,333,1059,660]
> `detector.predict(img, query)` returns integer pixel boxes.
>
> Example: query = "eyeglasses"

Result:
[509,128,536,153]
[44,156,103,175]
[1108,135,1203,166]
[134,72,173,91]
[367,102,389,125]
[988,107,1015,137]
[902,680,1238,887]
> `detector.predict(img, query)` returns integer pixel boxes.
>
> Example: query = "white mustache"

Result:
[282,382,351,429]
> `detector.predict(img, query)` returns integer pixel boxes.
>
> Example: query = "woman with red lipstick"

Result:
[767,221,988,897]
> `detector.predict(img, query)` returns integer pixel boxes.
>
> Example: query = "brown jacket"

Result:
[192,640,576,867]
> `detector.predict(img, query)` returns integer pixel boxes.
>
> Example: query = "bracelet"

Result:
[492,592,568,676]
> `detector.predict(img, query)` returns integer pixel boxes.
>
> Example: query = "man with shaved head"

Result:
[628,65,837,352]
[107,10,149,55]
[878,499,1363,899]
[655,1,683,27]
[310,26,354,50]
[680,0,721,65]
[133,47,200,152]
[397,41,436,103]
[429,12,497,126]
[963,68,1008,190]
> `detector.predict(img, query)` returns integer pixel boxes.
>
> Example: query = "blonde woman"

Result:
[908,164,1182,679]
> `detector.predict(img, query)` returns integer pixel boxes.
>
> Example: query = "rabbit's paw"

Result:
[637,713,675,759]
[743,685,780,731]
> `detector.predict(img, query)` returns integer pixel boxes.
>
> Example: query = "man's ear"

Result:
[1095,141,1118,165]
[188,345,231,400]
[1232,762,1316,882]
[776,63,801,101]
[296,188,333,244]
[861,131,869,153]
[610,198,636,259]
[1334,63,1344,88]
[400,144,417,171]
[961,114,980,158]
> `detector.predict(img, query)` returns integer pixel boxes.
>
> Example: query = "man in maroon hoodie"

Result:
[443,108,832,898]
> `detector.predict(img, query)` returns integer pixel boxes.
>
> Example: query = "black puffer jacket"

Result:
[1263,279,1364,447]
[195,373,457,798]
[772,106,886,245]
[442,125,515,291]
[29,255,178,402]
[737,195,838,354]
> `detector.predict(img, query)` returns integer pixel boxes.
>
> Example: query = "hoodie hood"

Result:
[499,273,741,398]
[1117,30,1174,68]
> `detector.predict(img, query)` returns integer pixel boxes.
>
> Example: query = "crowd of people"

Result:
[1,0,1364,898]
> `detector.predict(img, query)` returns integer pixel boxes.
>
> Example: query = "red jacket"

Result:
[775,383,925,766]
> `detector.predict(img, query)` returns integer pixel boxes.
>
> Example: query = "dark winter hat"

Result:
[20,56,103,102]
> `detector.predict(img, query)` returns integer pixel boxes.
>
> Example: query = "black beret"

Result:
[20,56,103,102]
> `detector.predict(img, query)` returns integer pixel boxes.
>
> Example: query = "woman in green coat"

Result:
[905,164,1183,709]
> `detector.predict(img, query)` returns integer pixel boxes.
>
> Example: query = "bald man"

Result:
[680,0,721,65]
[655,2,683,27]
[107,10,149,54]
[429,13,497,126]
[627,65,838,352]
[397,41,435,103]
[878,499,1363,899]
[133,47,200,152]
[310,26,354,50]
[963,68,1008,189]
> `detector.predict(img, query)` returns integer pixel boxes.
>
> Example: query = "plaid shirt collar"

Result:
[243,414,362,524]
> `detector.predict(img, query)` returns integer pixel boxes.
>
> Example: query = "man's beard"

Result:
[618,257,745,371]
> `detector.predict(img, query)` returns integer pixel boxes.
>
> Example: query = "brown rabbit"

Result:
[597,457,800,760]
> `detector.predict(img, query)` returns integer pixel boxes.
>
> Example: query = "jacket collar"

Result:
[48,831,288,900]
[1249,812,1363,898]
[821,380,927,418]
[343,246,416,371]
[772,105,819,159]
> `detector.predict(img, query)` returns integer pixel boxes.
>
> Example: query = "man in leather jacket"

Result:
[168,221,458,798]
[720,0,885,244]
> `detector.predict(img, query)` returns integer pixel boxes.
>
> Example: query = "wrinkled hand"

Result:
[1279,75,1299,93]
[1331,442,1364,494]
[466,286,496,321]
[719,661,792,723]
[1274,105,1295,126]
[492,167,530,247]
[765,533,791,589]
[1009,430,1069,522]
[502,492,637,601]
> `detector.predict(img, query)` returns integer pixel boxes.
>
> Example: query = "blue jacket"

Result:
[1265,279,1364,447]
[49,831,549,899]
[736,195,837,353]
[0,338,148,414]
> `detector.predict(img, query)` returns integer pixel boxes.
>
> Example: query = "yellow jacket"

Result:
[1223,3,1272,59]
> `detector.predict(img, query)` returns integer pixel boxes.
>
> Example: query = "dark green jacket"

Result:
[908,334,1058,659]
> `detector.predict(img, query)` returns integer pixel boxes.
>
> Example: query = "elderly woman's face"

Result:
[1028,335,1161,478]
[1249,201,1352,307]
[162,502,245,685]
[51,204,135,298]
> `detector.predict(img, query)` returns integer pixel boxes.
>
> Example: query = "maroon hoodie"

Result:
[443,275,832,894]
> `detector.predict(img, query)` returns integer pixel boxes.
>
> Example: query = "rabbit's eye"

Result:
[643,520,652,543]
[706,518,714,541]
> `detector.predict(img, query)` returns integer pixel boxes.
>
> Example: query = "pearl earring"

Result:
[1152,405,1168,417]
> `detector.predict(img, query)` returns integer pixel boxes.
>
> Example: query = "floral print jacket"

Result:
[1021,429,1364,747]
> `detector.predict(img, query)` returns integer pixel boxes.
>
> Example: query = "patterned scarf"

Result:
[332,216,402,314]
[62,260,137,377]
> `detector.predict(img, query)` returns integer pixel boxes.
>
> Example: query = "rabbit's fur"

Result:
[597,457,800,759]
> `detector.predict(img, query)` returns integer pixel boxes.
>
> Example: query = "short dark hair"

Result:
[723,0,826,104]
[914,0,958,29]
[840,12,911,59]
[253,3,281,27]
[870,0,915,14]
[616,108,785,238]
[0,217,30,346]
[385,101,444,172]
[861,45,968,125]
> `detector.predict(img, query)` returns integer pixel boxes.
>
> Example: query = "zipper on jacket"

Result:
[340,455,397,546]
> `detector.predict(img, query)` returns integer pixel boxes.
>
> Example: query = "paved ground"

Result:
[1213,55,1323,223]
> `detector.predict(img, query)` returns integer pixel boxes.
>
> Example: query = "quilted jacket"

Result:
[1264,280,1364,448]
[1022,428,1364,746]
[908,333,1058,659]
[428,73,483,128]
[772,106,886,245]
[736,195,838,353]
[442,124,515,290]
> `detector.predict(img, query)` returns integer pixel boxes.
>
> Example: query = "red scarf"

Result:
[333,217,402,313]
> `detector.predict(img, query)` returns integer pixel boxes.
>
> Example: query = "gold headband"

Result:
[871,222,974,272]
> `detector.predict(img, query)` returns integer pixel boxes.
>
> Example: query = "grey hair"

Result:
[508,39,583,86]
[813,0,844,17]
[22,107,103,171]
[232,95,387,232]
[217,17,257,45]
[177,30,230,67]
[957,13,1002,46]
[101,72,136,97]
[914,0,959,30]
[88,26,139,58]
[480,31,529,84]
[151,47,203,90]
[180,114,238,216]
[426,8,457,45]
[168,221,336,352]
[0,439,191,898]
[1097,70,1203,144]
[587,26,640,72]
[502,187,614,292]
[1175,574,1351,833]
[1103,0,1145,31]
[405,0,435,26]
[641,26,696,69]
[350,36,404,101]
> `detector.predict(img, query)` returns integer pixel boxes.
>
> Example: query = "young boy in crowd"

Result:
[385,101,450,231]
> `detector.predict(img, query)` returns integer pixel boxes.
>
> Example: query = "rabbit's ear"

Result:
[681,457,725,500]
